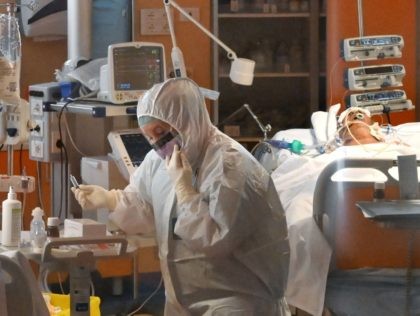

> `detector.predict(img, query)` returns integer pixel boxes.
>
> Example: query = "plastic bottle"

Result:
[1,186,22,247]
[30,207,47,252]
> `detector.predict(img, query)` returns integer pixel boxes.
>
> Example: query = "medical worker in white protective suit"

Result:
[72,78,290,315]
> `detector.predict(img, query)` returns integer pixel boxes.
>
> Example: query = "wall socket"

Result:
[28,82,61,162]
[179,7,200,22]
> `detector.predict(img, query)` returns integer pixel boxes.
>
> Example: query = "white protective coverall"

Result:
[109,78,290,315]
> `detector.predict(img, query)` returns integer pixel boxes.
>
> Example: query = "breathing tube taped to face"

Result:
[151,131,182,159]
[337,107,384,145]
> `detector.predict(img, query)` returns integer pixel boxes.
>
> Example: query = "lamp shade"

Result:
[229,57,255,86]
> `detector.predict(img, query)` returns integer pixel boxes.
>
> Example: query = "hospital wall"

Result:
[132,0,211,89]
[326,0,419,123]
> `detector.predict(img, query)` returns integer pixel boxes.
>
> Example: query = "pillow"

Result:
[310,103,340,144]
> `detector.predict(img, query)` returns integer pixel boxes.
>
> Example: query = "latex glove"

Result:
[71,184,117,211]
[166,145,198,205]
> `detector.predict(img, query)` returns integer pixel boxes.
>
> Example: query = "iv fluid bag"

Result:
[0,12,21,106]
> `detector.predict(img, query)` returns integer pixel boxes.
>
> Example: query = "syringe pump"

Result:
[345,64,405,91]
[346,89,414,114]
[342,35,404,61]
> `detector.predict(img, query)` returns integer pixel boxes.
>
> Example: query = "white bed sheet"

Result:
[271,132,420,316]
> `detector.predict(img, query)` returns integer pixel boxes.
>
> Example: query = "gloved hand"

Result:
[71,184,117,211]
[166,145,198,205]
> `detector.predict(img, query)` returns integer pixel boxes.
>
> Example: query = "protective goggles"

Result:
[151,131,182,159]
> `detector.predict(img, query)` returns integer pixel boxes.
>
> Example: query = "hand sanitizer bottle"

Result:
[30,207,47,252]
[1,186,22,247]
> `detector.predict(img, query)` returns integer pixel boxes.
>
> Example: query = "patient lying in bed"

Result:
[270,106,420,316]
[337,107,383,146]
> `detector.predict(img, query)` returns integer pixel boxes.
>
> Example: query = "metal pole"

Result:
[7,144,13,176]
[67,0,92,68]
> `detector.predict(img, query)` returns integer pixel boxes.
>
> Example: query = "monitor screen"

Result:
[119,133,152,167]
[363,65,394,75]
[108,129,154,181]
[112,45,165,92]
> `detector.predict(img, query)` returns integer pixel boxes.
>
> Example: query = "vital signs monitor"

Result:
[108,129,152,181]
[98,42,166,104]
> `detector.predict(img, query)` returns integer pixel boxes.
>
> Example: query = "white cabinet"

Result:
[212,0,326,138]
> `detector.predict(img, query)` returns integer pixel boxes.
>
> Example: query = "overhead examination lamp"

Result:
[163,0,255,86]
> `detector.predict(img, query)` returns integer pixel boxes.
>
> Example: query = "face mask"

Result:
[151,131,182,159]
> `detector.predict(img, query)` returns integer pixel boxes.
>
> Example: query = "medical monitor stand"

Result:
[52,3,133,219]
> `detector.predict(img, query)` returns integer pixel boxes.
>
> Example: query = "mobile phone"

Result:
[70,174,80,189]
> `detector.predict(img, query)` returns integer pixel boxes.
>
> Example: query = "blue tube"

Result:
[266,139,324,155]
[267,139,305,154]
[266,140,291,150]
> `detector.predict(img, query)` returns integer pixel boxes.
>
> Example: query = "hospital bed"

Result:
[265,121,420,316]
[314,157,420,316]
[0,250,49,316]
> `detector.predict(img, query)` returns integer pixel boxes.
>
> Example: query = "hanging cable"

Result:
[36,161,45,211]
[127,276,163,316]
[62,114,88,156]
[19,143,23,175]
[357,0,365,68]
[56,92,97,218]
[57,99,75,219]
[328,58,342,106]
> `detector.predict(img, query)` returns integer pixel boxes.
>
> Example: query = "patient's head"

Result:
[337,107,383,146]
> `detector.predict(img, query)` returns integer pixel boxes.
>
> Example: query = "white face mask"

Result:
[150,131,182,159]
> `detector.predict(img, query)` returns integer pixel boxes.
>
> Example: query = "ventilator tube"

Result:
[267,139,303,154]
[267,139,320,154]
[1,186,22,247]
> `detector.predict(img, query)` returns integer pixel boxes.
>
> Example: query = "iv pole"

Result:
[0,3,35,194]
[0,2,19,176]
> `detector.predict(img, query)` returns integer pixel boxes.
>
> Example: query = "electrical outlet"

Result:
[179,7,200,22]
[33,119,43,137]
[30,140,44,159]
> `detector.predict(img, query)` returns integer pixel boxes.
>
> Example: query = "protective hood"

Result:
[137,78,215,166]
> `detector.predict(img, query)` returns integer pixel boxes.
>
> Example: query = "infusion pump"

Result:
[342,35,404,61]
[346,89,413,114]
[345,64,405,91]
